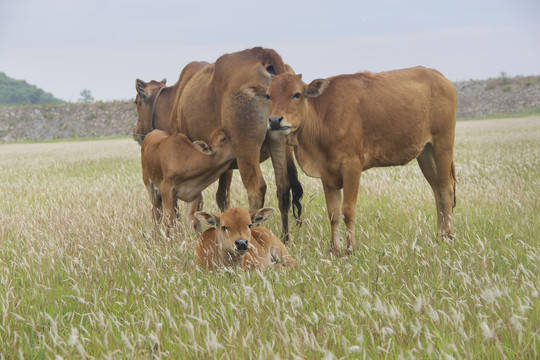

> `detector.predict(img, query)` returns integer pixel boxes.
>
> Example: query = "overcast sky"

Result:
[1,0,539,102]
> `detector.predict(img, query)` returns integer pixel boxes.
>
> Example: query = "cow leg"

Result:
[417,143,455,240]
[322,180,342,254]
[342,163,361,254]
[268,137,292,243]
[236,155,267,213]
[160,181,177,237]
[187,194,204,232]
[216,170,233,212]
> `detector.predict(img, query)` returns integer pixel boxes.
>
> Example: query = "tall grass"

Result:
[1,117,539,358]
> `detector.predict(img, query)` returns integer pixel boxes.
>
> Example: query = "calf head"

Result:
[195,207,275,256]
[192,129,234,162]
[241,74,330,135]
[132,78,167,144]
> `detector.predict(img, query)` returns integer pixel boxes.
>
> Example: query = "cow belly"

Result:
[363,139,428,169]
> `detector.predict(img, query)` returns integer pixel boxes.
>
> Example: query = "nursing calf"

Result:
[243,67,457,254]
[141,129,234,235]
[194,208,297,270]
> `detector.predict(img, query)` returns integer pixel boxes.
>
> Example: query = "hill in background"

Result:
[0,72,64,105]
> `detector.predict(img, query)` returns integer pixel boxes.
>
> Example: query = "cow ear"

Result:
[195,211,219,227]
[136,79,149,102]
[305,78,330,98]
[240,83,268,99]
[193,141,215,155]
[251,207,275,224]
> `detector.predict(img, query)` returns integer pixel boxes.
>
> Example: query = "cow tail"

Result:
[287,160,304,225]
[451,161,457,209]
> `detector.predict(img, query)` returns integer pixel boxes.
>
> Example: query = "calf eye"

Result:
[265,94,271,100]
[248,224,253,229]
[221,226,228,231]
[292,92,301,99]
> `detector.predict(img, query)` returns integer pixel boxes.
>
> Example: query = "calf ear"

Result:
[251,207,275,224]
[136,79,149,102]
[240,83,268,99]
[193,141,215,155]
[305,78,330,98]
[195,211,219,227]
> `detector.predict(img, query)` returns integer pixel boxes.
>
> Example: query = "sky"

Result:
[1,0,539,102]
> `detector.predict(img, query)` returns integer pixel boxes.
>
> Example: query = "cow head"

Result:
[132,78,167,144]
[241,74,330,135]
[195,208,275,256]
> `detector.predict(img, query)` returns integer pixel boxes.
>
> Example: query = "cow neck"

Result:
[298,99,324,150]
[150,86,166,132]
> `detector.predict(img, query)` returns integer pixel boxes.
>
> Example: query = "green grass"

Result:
[1,118,539,358]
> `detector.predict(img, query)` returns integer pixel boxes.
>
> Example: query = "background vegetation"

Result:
[0,72,64,105]
[0,117,539,358]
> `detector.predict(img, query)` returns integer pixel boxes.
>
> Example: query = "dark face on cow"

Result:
[132,78,166,144]
[241,74,330,135]
[195,208,275,255]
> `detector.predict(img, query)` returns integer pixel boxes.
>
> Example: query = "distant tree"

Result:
[78,89,94,103]
[0,72,63,105]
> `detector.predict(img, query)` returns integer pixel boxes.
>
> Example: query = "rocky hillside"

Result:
[1,75,539,142]
[455,75,540,119]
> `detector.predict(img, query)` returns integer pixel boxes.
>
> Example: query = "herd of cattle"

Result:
[132,47,457,270]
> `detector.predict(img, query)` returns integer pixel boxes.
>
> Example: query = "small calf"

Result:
[194,207,297,270]
[141,129,234,235]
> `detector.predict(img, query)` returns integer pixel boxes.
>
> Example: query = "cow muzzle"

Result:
[268,116,291,134]
[234,239,249,254]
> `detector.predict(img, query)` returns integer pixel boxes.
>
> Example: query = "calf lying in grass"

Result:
[194,207,298,270]
[141,129,234,235]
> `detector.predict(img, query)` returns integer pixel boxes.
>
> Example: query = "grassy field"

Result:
[0,117,539,359]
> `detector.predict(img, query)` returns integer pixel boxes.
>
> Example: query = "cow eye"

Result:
[221,226,228,231]
[221,136,228,142]
[248,224,253,229]
[265,94,271,100]
[292,92,301,99]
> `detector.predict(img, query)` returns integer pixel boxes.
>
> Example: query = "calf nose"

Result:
[268,116,283,130]
[234,239,249,251]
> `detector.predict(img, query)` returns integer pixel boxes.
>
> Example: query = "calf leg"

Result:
[160,181,177,237]
[216,170,233,212]
[146,183,162,224]
[187,194,204,232]
[322,180,342,254]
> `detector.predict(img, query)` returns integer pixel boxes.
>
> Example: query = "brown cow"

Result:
[133,61,226,231]
[242,66,457,254]
[171,47,303,243]
[133,61,209,144]
[141,128,234,235]
[194,207,297,270]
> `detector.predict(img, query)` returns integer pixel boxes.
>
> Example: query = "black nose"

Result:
[269,116,283,130]
[234,239,249,251]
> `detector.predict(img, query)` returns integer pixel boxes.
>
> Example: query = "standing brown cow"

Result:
[171,47,303,243]
[242,66,457,254]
